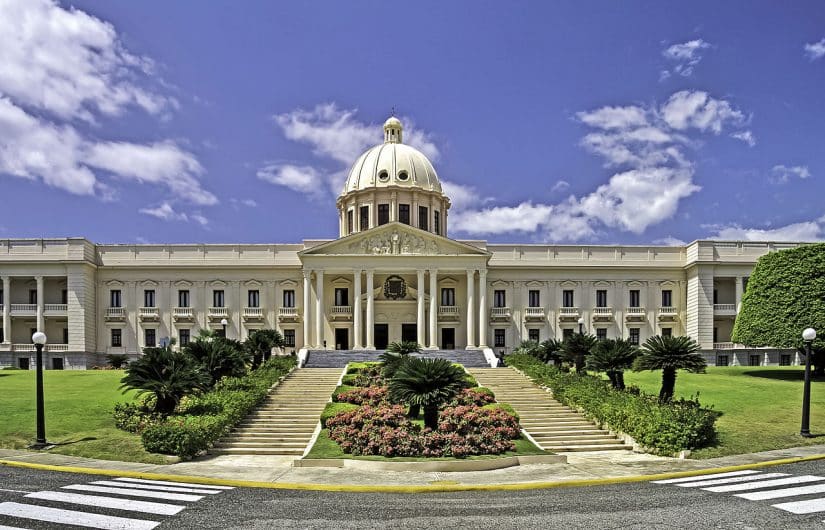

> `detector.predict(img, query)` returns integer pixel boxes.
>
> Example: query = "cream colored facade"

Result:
[0,118,802,369]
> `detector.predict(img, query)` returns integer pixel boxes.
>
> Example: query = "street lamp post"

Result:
[577,317,584,335]
[220,318,228,338]
[801,327,817,437]
[30,331,49,449]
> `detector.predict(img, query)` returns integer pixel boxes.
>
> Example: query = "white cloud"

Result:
[709,216,825,241]
[0,0,175,122]
[230,198,258,209]
[731,130,756,147]
[139,202,188,221]
[575,106,648,130]
[0,0,216,206]
[257,163,324,198]
[550,180,570,193]
[441,180,484,211]
[661,39,711,78]
[804,38,825,61]
[660,91,745,133]
[190,213,209,226]
[451,202,553,235]
[654,236,687,246]
[771,164,811,184]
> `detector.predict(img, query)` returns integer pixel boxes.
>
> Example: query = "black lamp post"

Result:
[577,317,584,335]
[801,327,817,437]
[30,331,49,449]
[220,318,228,338]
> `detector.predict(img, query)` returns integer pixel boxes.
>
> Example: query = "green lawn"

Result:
[0,370,172,464]
[622,366,825,458]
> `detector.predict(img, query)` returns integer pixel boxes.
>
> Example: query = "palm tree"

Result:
[562,333,598,373]
[633,335,706,402]
[586,338,639,389]
[540,339,564,365]
[245,329,285,369]
[119,345,209,414]
[388,357,467,429]
[184,336,250,386]
[387,341,421,355]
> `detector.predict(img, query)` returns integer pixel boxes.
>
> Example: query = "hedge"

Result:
[138,356,296,459]
[506,354,718,455]
[320,402,359,427]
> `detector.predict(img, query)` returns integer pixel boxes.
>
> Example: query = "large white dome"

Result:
[341,117,442,195]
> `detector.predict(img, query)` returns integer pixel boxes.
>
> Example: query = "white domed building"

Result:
[0,116,802,370]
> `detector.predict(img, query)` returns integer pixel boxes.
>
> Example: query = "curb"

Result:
[4,453,825,493]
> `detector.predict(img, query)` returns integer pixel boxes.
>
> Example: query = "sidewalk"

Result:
[4,445,825,490]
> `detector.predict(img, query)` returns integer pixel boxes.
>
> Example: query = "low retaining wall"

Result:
[293,454,566,472]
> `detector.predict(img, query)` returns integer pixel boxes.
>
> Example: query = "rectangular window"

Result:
[110,289,122,308]
[596,290,608,308]
[378,204,390,225]
[359,206,370,231]
[111,329,122,347]
[179,329,191,346]
[661,289,673,308]
[629,289,640,308]
[528,290,540,308]
[334,288,349,306]
[61,289,68,304]
[528,328,540,342]
[494,290,506,308]
[0,327,4,343]
[143,289,155,307]
[213,290,225,307]
[441,288,455,306]
[418,206,428,231]
[434,211,440,235]
[713,327,718,343]
[399,204,410,224]
[248,290,260,308]
[749,354,761,367]
[716,354,729,367]
[562,328,574,340]
[596,328,607,341]
[661,327,672,337]
[283,289,295,308]
[629,328,640,345]
[62,328,69,344]
[562,290,574,308]
[494,329,506,348]
[178,290,190,308]
[713,289,718,305]
[52,358,63,370]
[29,289,37,304]
[347,210,354,234]
[283,329,296,347]
[0,288,3,305]
[144,328,156,347]
[780,354,792,366]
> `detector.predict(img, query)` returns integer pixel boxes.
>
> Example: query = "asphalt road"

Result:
[5,460,825,529]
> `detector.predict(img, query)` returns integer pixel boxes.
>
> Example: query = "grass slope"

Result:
[622,366,825,458]
[0,370,171,464]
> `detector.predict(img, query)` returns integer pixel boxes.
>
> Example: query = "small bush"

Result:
[506,354,718,455]
[449,387,496,407]
[106,354,129,369]
[483,402,520,421]
[113,401,162,433]
[320,402,359,427]
[333,386,388,406]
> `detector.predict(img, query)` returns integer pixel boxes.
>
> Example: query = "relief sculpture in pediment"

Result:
[349,230,439,255]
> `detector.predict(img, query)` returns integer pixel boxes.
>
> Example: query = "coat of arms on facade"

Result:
[383,275,407,299]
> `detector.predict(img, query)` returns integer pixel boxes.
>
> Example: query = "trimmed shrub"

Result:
[320,402,359,428]
[449,387,496,407]
[507,353,718,455]
[483,402,520,421]
[333,386,388,406]
[106,353,130,369]
[342,363,384,387]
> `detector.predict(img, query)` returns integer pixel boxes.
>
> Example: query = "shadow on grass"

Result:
[50,436,98,447]
[741,370,810,382]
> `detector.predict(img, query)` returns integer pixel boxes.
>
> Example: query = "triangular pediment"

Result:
[300,222,490,257]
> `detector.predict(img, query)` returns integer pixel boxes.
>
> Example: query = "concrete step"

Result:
[530,435,620,443]
[215,440,308,448]
[233,426,313,433]
[223,436,312,444]
[541,444,633,452]
[210,448,304,455]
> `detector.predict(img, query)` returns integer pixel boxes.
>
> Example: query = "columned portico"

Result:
[353,270,363,349]
[1,276,9,344]
[365,270,375,350]
[478,269,488,348]
[416,269,426,346]
[315,270,324,348]
[302,270,311,348]
[735,276,744,313]
[428,269,438,349]
[466,269,475,348]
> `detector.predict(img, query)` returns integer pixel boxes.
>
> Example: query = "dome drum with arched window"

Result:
[337,117,450,237]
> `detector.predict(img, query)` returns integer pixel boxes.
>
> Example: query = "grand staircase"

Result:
[211,368,342,455]
[303,349,490,368]
[469,368,632,452]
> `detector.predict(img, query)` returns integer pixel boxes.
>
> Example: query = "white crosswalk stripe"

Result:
[0,476,234,530]
[651,470,825,520]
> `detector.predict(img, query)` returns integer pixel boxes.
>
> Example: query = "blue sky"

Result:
[1,0,824,245]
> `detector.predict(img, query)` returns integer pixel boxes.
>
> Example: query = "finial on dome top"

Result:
[383,114,403,144]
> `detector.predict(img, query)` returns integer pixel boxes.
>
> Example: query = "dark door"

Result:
[374,324,389,350]
[52,358,64,370]
[401,324,417,343]
[442,328,455,350]
[18,357,29,370]
[334,328,349,350]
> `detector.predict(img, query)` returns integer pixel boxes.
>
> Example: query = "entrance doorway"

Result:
[18,357,29,370]
[334,328,349,350]
[441,328,455,350]
[401,324,417,343]
[52,357,64,370]
[374,324,389,349]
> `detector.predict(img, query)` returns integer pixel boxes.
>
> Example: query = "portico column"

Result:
[366,270,375,350]
[353,270,363,349]
[2,276,10,343]
[416,269,426,347]
[735,276,744,313]
[36,276,44,333]
[302,270,311,348]
[428,269,438,349]
[315,270,325,349]
[466,270,475,348]
[478,270,488,348]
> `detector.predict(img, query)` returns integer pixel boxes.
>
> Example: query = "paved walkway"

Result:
[3,445,825,488]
